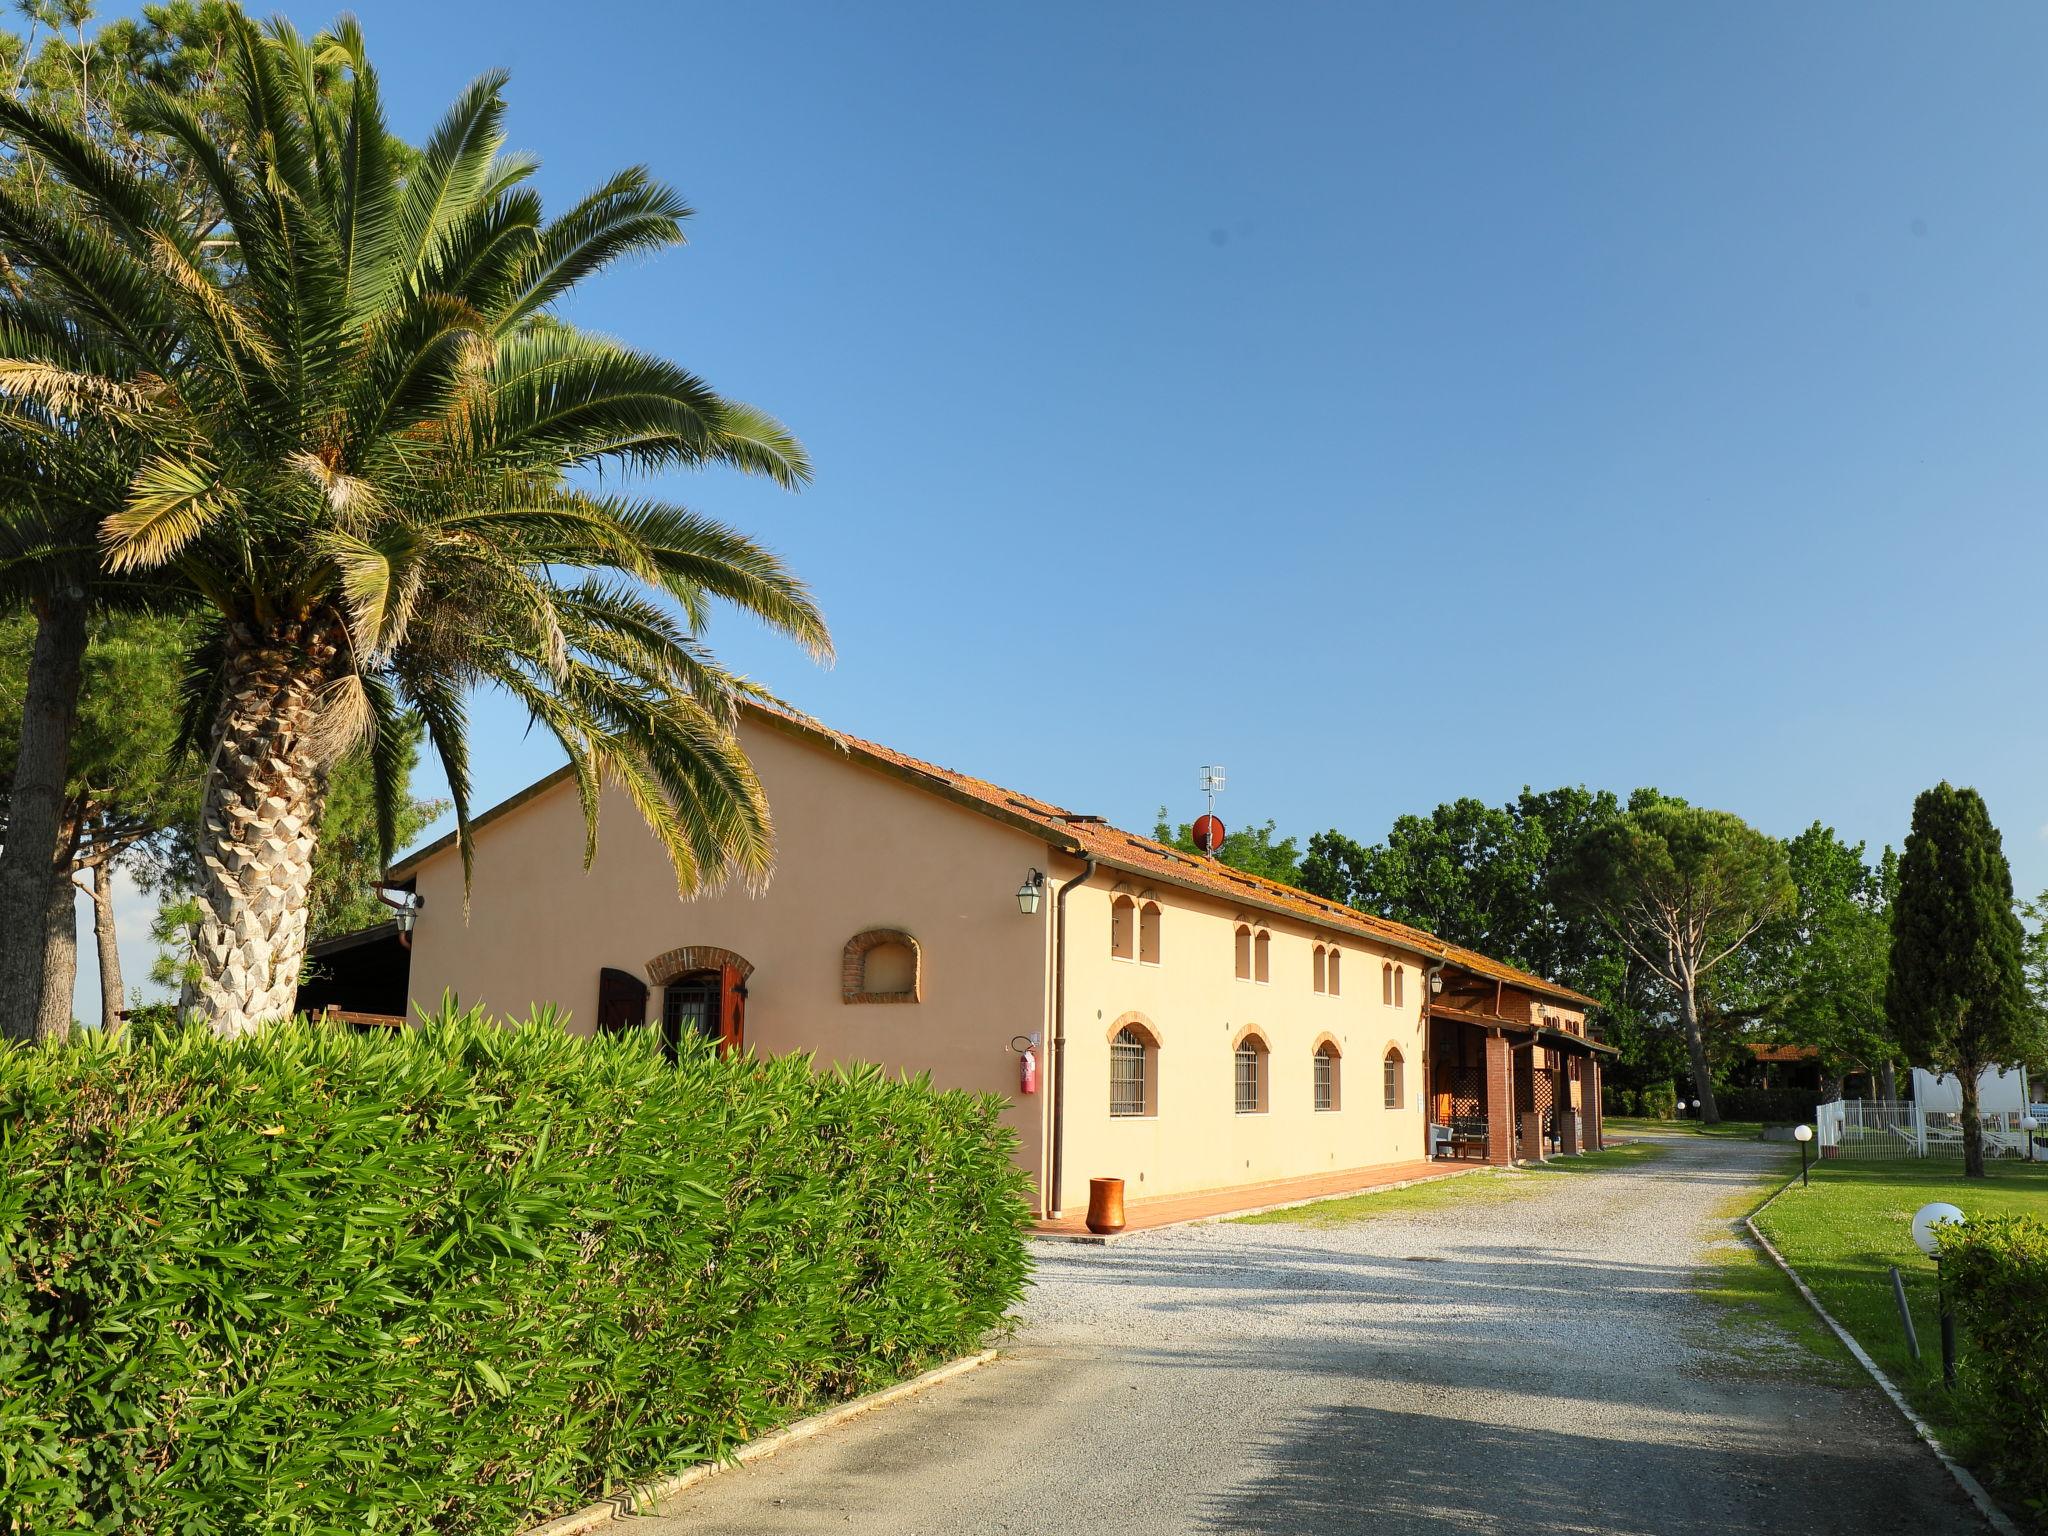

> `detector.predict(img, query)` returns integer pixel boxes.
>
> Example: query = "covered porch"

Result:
[1427,1006,1614,1166]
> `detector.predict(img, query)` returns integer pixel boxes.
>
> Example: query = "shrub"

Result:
[0,1006,1032,1534]
[1639,1081,1678,1119]
[1940,1216,2048,1517]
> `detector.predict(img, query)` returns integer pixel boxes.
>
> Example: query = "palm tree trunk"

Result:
[89,855,124,1031]
[0,586,87,1044]
[35,833,79,1045]
[192,624,337,1038]
[1678,974,1721,1124]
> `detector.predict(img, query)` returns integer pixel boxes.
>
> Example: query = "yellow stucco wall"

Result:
[1051,858,1432,1209]
[404,720,1058,1191]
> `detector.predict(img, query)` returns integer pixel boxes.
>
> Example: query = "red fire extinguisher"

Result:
[1020,1044,1038,1095]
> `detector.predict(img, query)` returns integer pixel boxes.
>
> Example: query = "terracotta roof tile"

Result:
[394,701,1602,1013]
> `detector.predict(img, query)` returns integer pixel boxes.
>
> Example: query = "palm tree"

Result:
[0,12,828,1036]
[0,2,239,1044]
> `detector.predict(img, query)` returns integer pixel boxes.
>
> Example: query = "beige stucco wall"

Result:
[404,720,1058,1191]
[1051,857,1432,1209]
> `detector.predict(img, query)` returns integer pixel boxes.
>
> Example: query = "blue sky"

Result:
[80,2,2048,1010]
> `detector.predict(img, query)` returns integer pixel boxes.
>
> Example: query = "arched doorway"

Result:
[645,945,753,1058]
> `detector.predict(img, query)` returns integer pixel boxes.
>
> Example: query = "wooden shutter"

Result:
[720,962,746,1055]
[597,967,648,1034]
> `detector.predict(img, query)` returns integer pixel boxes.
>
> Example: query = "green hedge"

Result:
[0,1007,1032,1533]
[1941,1215,2048,1518]
[1709,1086,1821,1125]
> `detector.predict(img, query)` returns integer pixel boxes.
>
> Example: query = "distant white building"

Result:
[1910,1064,2030,1114]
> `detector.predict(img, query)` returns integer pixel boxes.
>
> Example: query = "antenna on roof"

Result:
[1193,766,1227,857]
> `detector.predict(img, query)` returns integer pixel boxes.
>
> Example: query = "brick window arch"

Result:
[647,945,754,987]
[842,928,922,1004]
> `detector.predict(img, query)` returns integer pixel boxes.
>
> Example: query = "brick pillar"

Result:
[1559,1069,1581,1155]
[1586,1057,1604,1151]
[1483,1031,1515,1166]
[1520,1110,1546,1163]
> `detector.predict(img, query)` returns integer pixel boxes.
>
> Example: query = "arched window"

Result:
[1327,947,1342,996]
[1382,961,1394,1005]
[1394,965,1405,1008]
[1254,928,1271,984]
[1234,925,1253,980]
[1235,1032,1270,1114]
[1314,1041,1342,1111]
[1139,901,1162,966]
[1312,944,1327,994]
[1110,895,1136,961]
[842,929,921,1004]
[1110,1017,1160,1117]
[1383,1047,1405,1110]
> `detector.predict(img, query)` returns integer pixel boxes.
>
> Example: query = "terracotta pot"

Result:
[1085,1176,1126,1235]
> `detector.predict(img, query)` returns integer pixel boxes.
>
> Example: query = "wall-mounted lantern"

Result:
[1016,869,1045,917]
[373,884,426,947]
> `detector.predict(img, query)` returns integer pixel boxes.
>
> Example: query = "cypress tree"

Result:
[1886,782,2032,1178]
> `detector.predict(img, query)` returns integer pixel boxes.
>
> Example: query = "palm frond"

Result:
[496,166,689,332]
[392,69,510,283]
[104,456,237,570]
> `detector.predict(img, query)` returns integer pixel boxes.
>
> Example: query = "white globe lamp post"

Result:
[1912,1201,1966,1385]
[1793,1122,1813,1186]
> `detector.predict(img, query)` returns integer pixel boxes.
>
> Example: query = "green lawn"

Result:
[1238,1140,1667,1227]
[1753,1156,2048,1460]
[1608,1116,1767,1141]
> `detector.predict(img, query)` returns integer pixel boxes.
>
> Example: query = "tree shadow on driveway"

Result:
[1199,1399,1983,1535]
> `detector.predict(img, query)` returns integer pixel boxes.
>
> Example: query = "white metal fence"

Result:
[1815,1099,2041,1161]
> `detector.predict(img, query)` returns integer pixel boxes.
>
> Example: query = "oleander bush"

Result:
[0,1006,1032,1534]
[1940,1215,2048,1519]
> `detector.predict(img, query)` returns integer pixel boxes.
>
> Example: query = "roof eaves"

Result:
[388,762,580,880]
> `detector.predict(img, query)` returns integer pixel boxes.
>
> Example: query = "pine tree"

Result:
[1886,782,2035,1178]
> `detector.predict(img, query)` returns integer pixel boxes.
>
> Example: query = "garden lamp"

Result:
[1016,869,1045,917]
[1794,1122,1813,1187]
[1912,1201,1966,1386]
[2023,1115,2039,1163]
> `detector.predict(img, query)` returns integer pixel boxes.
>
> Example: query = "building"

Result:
[387,705,1612,1219]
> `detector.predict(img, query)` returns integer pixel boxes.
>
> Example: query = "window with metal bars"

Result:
[1235,1040,1265,1113]
[1110,1028,1148,1117]
[1384,1047,1405,1109]
[1314,1045,1339,1111]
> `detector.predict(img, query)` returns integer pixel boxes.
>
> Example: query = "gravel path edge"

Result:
[1742,1180,2016,1536]
[516,1348,1002,1536]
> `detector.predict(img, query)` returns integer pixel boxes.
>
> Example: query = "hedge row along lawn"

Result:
[1752,1155,2048,1517]
[0,1008,1033,1535]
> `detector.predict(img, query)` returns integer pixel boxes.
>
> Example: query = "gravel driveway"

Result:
[636,1134,1985,1534]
